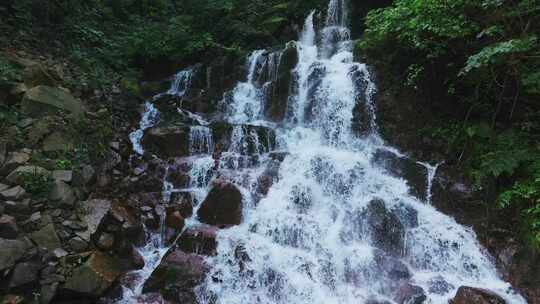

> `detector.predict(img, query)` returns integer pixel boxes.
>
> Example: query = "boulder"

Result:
[0,238,32,271]
[372,149,428,201]
[48,180,76,207]
[395,283,426,304]
[141,125,190,158]
[9,261,41,288]
[30,223,61,251]
[23,63,60,88]
[365,199,405,256]
[0,152,30,176]
[5,165,49,185]
[143,250,209,303]
[0,214,18,239]
[75,199,111,242]
[21,86,84,117]
[26,117,54,145]
[197,179,243,227]
[177,225,218,256]
[0,186,26,200]
[165,210,185,230]
[450,286,506,304]
[42,131,75,152]
[62,251,122,298]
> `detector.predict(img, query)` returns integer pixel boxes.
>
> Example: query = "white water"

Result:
[124,0,526,303]
[193,0,526,303]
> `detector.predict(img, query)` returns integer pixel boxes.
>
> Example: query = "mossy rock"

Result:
[21,86,84,118]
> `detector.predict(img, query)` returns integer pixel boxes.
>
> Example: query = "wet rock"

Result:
[391,202,419,228]
[0,214,19,239]
[62,251,122,298]
[0,238,32,271]
[450,286,506,304]
[372,149,428,201]
[9,261,41,288]
[266,42,298,122]
[49,180,77,207]
[197,179,243,227]
[141,125,190,158]
[30,223,61,251]
[365,199,405,256]
[428,275,454,295]
[0,186,27,200]
[177,225,218,256]
[170,191,195,218]
[0,152,30,176]
[143,250,209,303]
[373,252,411,280]
[5,165,49,185]
[21,86,84,118]
[211,122,276,155]
[165,210,185,230]
[395,283,426,304]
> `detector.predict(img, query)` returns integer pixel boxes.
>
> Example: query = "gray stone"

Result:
[30,223,61,250]
[9,261,41,288]
[21,85,84,117]
[0,141,6,167]
[0,186,27,200]
[0,214,18,239]
[5,165,49,185]
[73,165,96,186]
[75,199,111,242]
[18,118,35,128]
[0,152,30,176]
[40,282,59,304]
[68,236,88,252]
[49,180,76,207]
[3,199,31,215]
[0,183,9,192]
[0,238,32,271]
[51,170,73,182]
[42,131,75,152]
[53,248,68,259]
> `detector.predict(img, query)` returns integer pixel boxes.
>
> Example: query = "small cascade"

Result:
[168,68,194,97]
[227,50,267,123]
[189,126,214,155]
[418,161,442,204]
[129,101,160,155]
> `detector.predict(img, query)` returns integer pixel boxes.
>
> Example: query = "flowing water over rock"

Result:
[125,0,526,303]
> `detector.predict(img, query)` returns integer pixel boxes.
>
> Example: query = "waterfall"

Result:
[129,68,195,156]
[192,1,526,303]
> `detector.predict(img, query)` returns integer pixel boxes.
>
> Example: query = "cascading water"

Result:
[192,0,526,303]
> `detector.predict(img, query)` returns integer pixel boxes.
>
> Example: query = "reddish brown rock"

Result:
[450,286,506,304]
[197,179,243,227]
[177,225,218,256]
[165,210,185,230]
[143,250,209,303]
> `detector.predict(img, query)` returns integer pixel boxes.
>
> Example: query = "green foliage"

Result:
[70,110,113,162]
[19,170,53,198]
